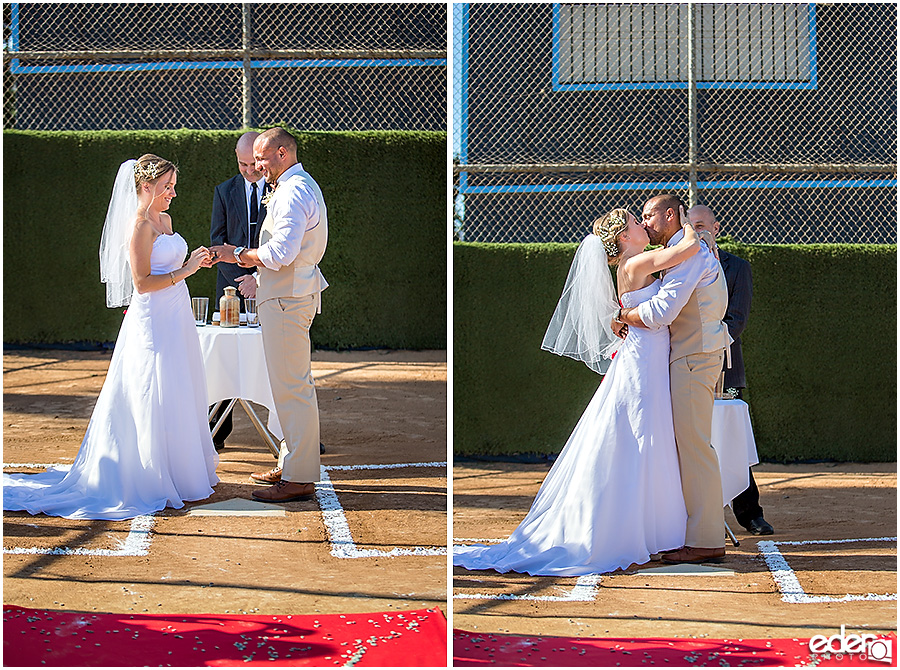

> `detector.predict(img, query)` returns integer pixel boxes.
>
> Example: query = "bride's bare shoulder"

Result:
[131,216,156,244]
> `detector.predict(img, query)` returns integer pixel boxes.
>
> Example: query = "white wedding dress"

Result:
[4,233,219,520]
[454,280,687,576]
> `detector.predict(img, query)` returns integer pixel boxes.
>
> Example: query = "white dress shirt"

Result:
[256,163,320,272]
[637,229,721,328]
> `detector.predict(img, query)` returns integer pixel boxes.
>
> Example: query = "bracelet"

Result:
[169,271,177,285]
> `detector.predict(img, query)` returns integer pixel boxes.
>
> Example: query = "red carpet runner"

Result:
[4,606,446,666]
[454,629,896,667]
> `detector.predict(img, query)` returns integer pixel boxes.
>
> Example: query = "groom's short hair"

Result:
[261,127,297,154]
[650,194,687,224]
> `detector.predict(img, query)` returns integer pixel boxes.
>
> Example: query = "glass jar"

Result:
[220,286,240,327]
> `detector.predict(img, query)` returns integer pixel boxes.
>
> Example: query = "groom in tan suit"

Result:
[615,194,731,563]
[211,127,328,502]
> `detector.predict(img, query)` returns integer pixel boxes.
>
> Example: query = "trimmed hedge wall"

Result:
[3,129,446,349]
[454,241,897,462]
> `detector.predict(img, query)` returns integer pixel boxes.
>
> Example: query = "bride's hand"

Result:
[186,247,212,273]
[697,230,719,259]
[681,219,698,244]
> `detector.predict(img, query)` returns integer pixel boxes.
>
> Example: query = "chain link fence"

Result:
[3,2,446,131]
[453,3,896,244]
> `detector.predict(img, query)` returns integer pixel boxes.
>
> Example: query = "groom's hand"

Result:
[618,306,646,331]
[209,244,242,264]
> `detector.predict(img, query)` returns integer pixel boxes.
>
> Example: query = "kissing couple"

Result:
[454,194,732,575]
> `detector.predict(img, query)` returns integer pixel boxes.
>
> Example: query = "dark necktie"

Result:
[249,182,259,248]
[250,182,259,224]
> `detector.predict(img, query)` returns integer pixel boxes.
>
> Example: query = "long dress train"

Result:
[3,233,219,520]
[453,280,687,576]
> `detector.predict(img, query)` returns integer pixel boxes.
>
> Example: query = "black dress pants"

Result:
[209,401,233,447]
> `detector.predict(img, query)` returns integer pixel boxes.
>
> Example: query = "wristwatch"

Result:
[233,246,246,263]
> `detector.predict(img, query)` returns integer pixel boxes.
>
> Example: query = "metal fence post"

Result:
[686,2,699,209]
[242,2,252,129]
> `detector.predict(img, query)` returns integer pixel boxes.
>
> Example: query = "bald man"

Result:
[211,131,268,308]
[688,205,774,536]
[207,131,268,450]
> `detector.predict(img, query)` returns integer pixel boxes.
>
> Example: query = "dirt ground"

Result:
[3,348,447,618]
[453,461,897,640]
[4,348,897,651]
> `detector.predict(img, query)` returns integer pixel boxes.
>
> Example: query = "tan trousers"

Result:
[259,294,320,483]
[670,350,725,548]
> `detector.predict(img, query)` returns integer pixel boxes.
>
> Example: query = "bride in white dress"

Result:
[4,155,219,520]
[453,209,708,576]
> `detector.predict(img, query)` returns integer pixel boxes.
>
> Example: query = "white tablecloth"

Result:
[711,398,760,504]
[196,325,283,439]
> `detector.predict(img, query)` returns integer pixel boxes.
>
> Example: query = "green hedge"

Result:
[454,241,896,462]
[3,129,446,349]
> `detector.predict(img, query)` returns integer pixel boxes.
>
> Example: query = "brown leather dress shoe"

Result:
[250,466,282,484]
[251,480,316,502]
[660,546,726,564]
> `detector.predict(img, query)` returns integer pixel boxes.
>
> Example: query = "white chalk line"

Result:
[4,462,72,469]
[4,462,157,557]
[452,537,603,602]
[4,460,447,561]
[770,536,897,546]
[326,461,446,471]
[3,514,156,557]
[758,536,897,604]
[317,461,447,559]
[453,573,602,602]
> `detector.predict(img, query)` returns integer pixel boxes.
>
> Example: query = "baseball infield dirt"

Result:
[453,460,896,641]
[3,348,896,653]
[3,349,448,618]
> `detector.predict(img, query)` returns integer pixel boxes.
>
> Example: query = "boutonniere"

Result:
[261,182,277,207]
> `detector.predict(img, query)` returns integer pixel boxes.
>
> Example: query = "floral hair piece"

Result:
[133,161,163,182]
[598,211,628,257]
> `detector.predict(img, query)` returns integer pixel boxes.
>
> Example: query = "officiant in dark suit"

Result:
[689,204,774,536]
[211,131,268,308]
[208,131,268,450]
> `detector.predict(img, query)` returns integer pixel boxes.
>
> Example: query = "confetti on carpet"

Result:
[4,605,446,667]
[453,629,895,667]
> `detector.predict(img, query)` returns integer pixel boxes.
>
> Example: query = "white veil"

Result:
[541,234,622,375]
[99,160,138,308]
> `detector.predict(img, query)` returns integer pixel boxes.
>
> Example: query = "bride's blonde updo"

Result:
[592,208,630,263]
[133,154,177,192]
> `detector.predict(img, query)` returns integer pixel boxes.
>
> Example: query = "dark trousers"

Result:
[209,401,233,446]
[729,388,765,526]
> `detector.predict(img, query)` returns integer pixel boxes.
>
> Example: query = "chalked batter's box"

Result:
[453,461,897,641]
[2,349,448,618]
